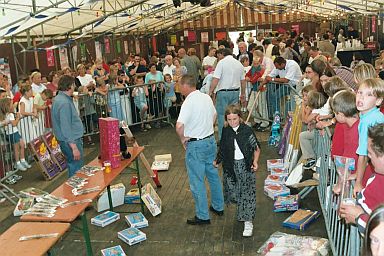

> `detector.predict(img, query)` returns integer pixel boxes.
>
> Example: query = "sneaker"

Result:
[243,221,253,237]
[16,162,27,171]
[145,124,152,130]
[21,161,32,169]
[303,158,316,170]
[12,174,23,181]
[5,177,17,185]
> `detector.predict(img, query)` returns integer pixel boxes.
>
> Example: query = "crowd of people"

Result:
[0,27,384,254]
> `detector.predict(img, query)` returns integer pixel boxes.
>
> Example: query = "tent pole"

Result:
[11,37,19,79]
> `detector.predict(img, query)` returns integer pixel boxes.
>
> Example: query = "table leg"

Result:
[80,212,93,256]
[107,185,113,211]
[135,158,145,213]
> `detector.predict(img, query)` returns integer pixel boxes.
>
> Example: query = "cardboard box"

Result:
[101,245,126,256]
[264,184,290,200]
[270,167,289,176]
[41,132,67,171]
[118,228,147,246]
[264,175,287,186]
[91,211,120,227]
[282,209,320,230]
[151,161,170,171]
[124,188,141,204]
[141,183,162,216]
[267,159,284,171]
[99,117,120,169]
[154,154,172,163]
[96,183,126,212]
[125,212,148,228]
[273,195,300,212]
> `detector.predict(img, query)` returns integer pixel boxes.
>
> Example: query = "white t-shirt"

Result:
[31,83,47,95]
[213,55,245,90]
[312,98,331,116]
[233,126,244,160]
[163,64,175,78]
[269,60,302,86]
[202,55,217,76]
[5,113,18,135]
[177,90,216,138]
[77,74,95,87]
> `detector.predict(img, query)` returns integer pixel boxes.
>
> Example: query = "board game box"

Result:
[41,131,67,171]
[91,211,120,227]
[118,227,146,246]
[267,159,284,172]
[273,195,300,212]
[125,212,148,228]
[282,209,320,231]
[141,183,162,216]
[124,188,141,204]
[101,245,126,256]
[264,175,287,186]
[264,184,290,200]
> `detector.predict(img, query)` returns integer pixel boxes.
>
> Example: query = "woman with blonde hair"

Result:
[30,71,47,95]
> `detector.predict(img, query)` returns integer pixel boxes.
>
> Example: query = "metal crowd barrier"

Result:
[314,128,362,256]
[79,81,174,136]
[247,82,300,124]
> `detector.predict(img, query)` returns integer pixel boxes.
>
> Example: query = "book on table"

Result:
[101,245,126,256]
[91,211,120,227]
[125,212,148,228]
[118,227,147,246]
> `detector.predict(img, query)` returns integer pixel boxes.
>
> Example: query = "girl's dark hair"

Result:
[0,98,12,121]
[364,204,384,256]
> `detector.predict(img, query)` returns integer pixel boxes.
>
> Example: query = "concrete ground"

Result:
[0,126,327,256]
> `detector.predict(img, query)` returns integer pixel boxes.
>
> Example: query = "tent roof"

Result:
[0,0,382,41]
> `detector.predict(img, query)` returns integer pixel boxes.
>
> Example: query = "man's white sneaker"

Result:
[16,162,27,171]
[21,161,32,169]
[243,221,253,237]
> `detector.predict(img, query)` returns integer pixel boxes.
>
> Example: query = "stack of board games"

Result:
[282,209,320,231]
[264,184,290,200]
[99,117,121,168]
[125,212,148,228]
[91,211,120,227]
[124,188,140,204]
[13,197,35,216]
[118,227,147,246]
[101,245,126,256]
[273,195,300,212]
[267,159,285,172]
[264,175,287,186]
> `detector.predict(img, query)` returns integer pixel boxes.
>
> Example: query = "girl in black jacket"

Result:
[214,104,260,237]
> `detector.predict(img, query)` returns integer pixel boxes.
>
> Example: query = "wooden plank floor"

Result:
[0,126,327,255]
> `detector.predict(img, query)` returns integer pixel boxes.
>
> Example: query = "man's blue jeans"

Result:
[59,138,84,177]
[185,136,224,220]
[215,90,239,140]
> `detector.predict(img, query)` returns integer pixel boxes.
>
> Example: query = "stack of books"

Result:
[124,188,141,204]
[118,227,147,246]
[264,175,287,186]
[125,212,148,229]
[101,245,126,256]
[91,211,120,227]
[273,195,300,212]
[267,159,284,172]
[264,184,290,200]
[282,209,320,230]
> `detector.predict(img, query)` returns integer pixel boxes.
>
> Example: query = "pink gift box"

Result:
[99,117,121,168]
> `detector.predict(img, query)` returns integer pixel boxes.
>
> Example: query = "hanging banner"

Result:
[124,41,129,54]
[104,38,110,54]
[170,35,177,45]
[201,32,209,43]
[152,37,157,53]
[135,39,141,54]
[215,32,227,41]
[72,45,78,65]
[188,31,196,42]
[291,24,300,35]
[59,48,69,69]
[116,40,121,53]
[95,41,103,60]
[46,49,55,67]
[372,16,376,33]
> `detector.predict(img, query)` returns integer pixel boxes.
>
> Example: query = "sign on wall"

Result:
[201,32,209,43]
[104,38,110,54]
[59,48,69,69]
[46,49,55,67]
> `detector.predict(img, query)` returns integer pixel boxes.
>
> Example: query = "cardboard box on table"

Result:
[141,183,162,216]
[99,117,120,169]
[29,137,61,180]
[41,131,67,171]
[96,183,126,212]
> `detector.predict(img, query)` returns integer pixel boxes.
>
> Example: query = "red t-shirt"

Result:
[13,91,22,104]
[331,120,359,174]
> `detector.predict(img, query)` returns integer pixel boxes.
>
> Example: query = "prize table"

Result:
[0,222,70,256]
[20,146,145,256]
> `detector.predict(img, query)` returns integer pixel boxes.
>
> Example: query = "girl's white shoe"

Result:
[243,221,253,237]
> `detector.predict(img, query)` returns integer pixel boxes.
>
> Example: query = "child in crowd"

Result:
[78,86,97,145]
[339,123,384,235]
[214,104,260,237]
[241,56,251,112]
[18,85,38,145]
[94,77,108,118]
[132,75,150,131]
[364,205,384,256]
[299,90,327,169]
[330,90,360,194]
[33,89,53,135]
[300,84,313,127]
[163,74,176,110]
[0,98,31,171]
[107,74,125,121]
[354,78,384,195]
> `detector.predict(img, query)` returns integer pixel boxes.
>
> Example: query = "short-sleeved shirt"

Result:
[213,55,245,90]
[77,74,95,87]
[357,107,384,156]
[163,64,175,78]
[33,93,45,107]
[177,90,216,138]
[31,83,47,95]
[269,60,302,87]
[5,113,18,135]
[145,71,164,84]
[202,56,217,76]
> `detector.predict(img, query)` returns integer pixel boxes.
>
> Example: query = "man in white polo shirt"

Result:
[176,74,224,225]
[162,55,175,78]
[209,48,246,140]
